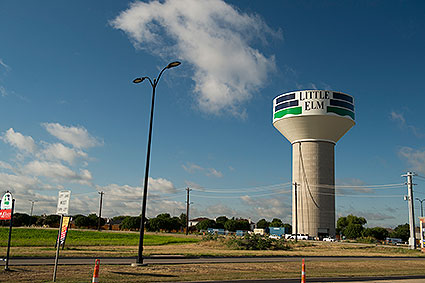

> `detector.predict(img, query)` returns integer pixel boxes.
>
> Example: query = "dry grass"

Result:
[2,260,425,282]
[2,239,423,258]
[144,240,422,258]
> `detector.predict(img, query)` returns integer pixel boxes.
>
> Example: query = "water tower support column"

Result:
[292,140,335,238]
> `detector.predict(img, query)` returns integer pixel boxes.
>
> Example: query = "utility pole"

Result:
[293,182,298,242]
[97,191,104,231]
[416,198,425,218]
[402,172,416,249]
[186,188,192,235]
[28,200,35,226]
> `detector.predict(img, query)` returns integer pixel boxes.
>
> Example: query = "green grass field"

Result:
[0,227,199,247]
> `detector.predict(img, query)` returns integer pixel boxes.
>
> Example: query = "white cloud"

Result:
[184,180,204,191]
[112,0,280,116]
[2,128,37,153]
[182,162,204,173]
[335,178,373,195]
[207,168,223,178]
[0,173,41,193]
[0,124,102,215]
[93,178,180,217]
[0,58,10,71]
[38,143,88,165]
[390,111,423,138]
[147,177,177,194]
[23,160,93,185]
[240,195,290,221]
[0,161,14,171]
[0,86,7,97]
[203,203,237,217]
[182,162,223,178]
[399,147,425,175]
[42,123,102,149]
[0,172,62,215]
[390,111,406,124]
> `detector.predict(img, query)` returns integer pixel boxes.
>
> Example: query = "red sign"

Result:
[0,209,11,220]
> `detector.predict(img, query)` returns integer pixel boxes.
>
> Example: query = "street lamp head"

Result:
[166,61,181,69]
[133,77,146,84]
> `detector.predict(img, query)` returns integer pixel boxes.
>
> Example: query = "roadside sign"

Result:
[53,191,71,281]
[56,190,71,215]
[1,191,14,271]
[420,217,425,252]
[59,216,71,245]
[0,192,12,220]
[1,192,12,209]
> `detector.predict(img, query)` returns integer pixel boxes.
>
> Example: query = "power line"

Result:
[192,189,292,199]
[416,175,425,181]
[188,182,292,193]
[192,185,291,194]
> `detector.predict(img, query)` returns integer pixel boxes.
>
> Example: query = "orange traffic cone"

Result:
[92,259,100,283]
[301,258,306,283]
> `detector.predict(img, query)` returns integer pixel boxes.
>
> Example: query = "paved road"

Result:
[1,255,425,266]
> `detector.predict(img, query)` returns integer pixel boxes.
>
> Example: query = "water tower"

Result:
[272,90,355,238]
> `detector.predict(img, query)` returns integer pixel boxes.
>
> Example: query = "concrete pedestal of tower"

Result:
[292,141,335,238]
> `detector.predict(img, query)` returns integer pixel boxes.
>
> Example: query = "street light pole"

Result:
[132,61,181,266]
[98,191,104,231]
[416,198,425,218]
[28,200,35,226]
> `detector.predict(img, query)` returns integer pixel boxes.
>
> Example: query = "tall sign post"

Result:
[53,190,71,282]
[1,191,15,271]
[420,217,425,252]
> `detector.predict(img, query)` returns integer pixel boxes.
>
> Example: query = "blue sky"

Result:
[1,0,425,228]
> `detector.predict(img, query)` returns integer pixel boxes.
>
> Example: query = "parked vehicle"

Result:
[269,234,281,239]
[269,227,287,237]
[253,228,266,235]
[286,234,308,240]
[323,237,335,242]
[385,237,403,245]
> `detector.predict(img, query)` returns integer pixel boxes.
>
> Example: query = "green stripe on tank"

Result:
[327,106,355,120]
[274,106,302,119]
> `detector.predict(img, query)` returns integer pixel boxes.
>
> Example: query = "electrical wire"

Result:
[416,174,425,181]
[192,189,291,199]
[189,182,292,193]
[191,185,291,195]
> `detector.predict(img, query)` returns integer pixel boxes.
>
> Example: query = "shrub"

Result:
[120,216,141,230]
[226,234,291,251]
[202,233,222,242]
[356,236,377,244]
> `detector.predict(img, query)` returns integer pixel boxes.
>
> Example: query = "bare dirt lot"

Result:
[3,239,421,258]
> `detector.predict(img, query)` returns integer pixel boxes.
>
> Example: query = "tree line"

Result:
[337,214,410,241]
[0,212,412,242]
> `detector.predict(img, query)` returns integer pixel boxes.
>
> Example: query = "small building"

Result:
[189,217,209,227]
[254,228,266,235]
[269,227,286,237]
